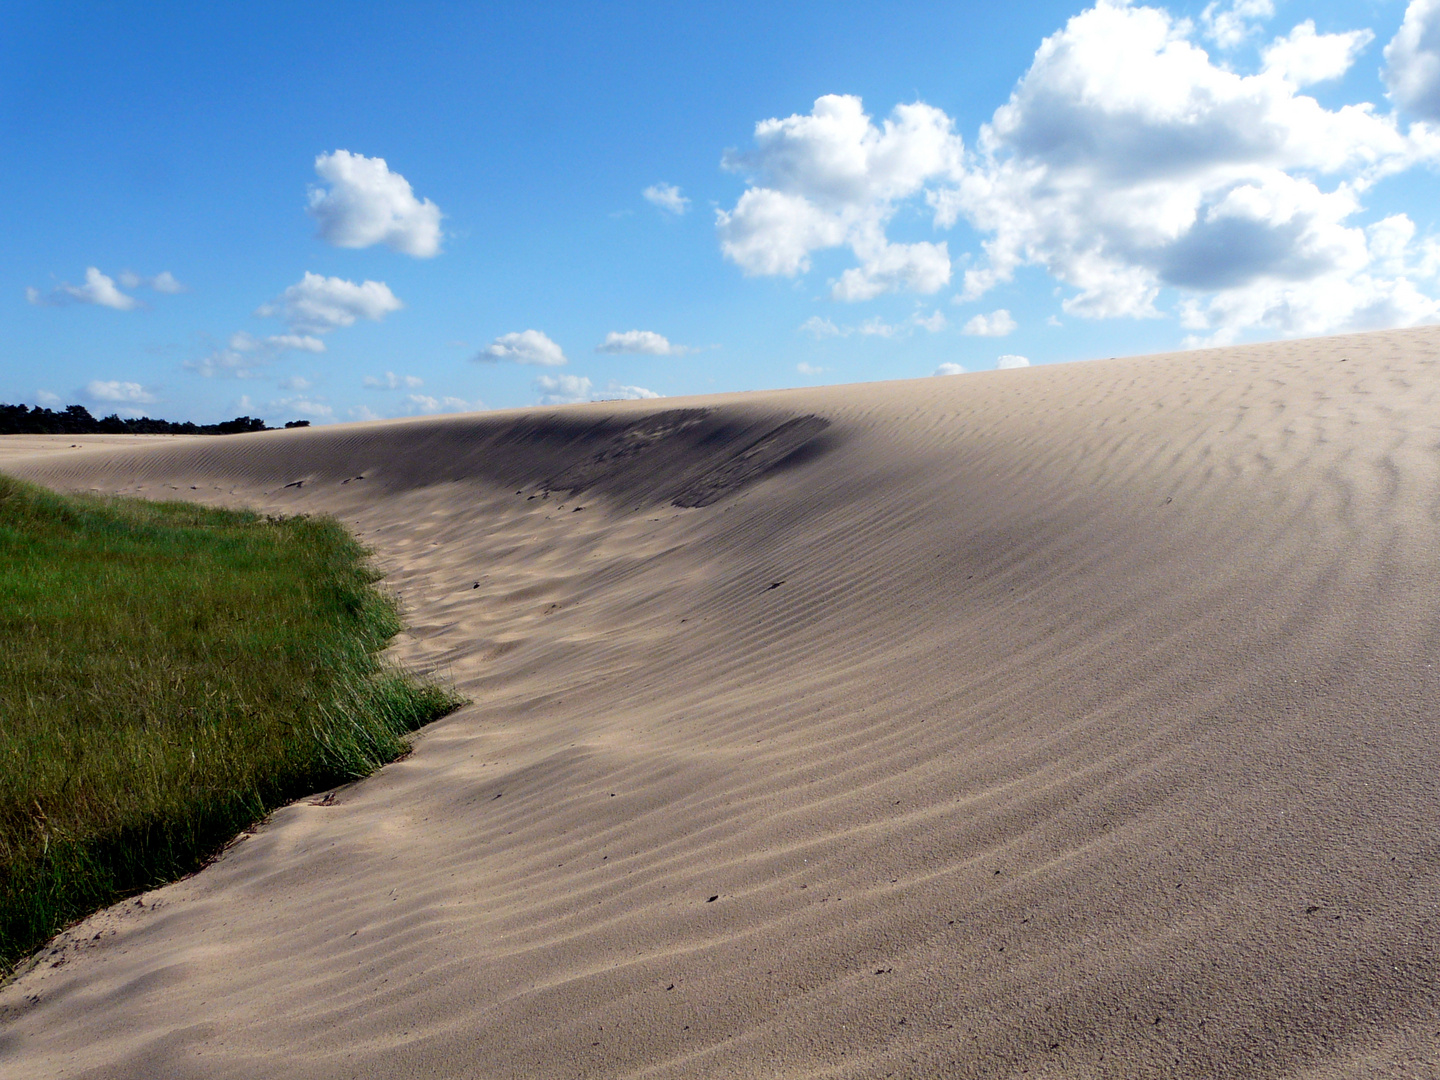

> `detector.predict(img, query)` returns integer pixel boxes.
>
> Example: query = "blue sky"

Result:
[4,0,1439,424]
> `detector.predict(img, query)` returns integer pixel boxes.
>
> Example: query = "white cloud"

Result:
[593,381,661,400]
[349,404,383,422]
[478,329,567,366]
[596,330,691,355]
[277,375,314,391]
[934,362,967,375]
[800,315,843,338]
[1200,0,1274,50]
[914,309,947,332]
[797,361,826,374]
[85,379,156,404]
[406,394,484,415]
[717,94,961,299]
[27,267,138,310]
[997,354,1031,369]
[929,1,1439,341]
[256,272,402,335]
[534,373,593,404]
[1262,22,1373,88]
[856,316,898,337]
[307,150,443,257]
[230,331,326,354]
[364,371,424,389]
[961,308,1016,336]
[1385,0,1440,120]
[643,183,691,215]
[118,270,186,294]
[532,374,658,404]
[186,328,327,379]
[36,390,62,407]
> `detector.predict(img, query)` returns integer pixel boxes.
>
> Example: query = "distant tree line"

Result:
[0,403,311,436]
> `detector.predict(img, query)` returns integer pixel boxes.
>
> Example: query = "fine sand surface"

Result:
[3,326,1440,1078]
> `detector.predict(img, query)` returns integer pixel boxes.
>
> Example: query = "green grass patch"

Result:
[0,474,463,974]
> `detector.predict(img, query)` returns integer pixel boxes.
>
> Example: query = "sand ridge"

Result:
[2,326,1439,1077]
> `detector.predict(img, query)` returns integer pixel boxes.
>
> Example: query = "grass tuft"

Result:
[0,474,464,974]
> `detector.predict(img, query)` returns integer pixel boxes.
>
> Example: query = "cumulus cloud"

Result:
[364,371,424,389]
[596,330,691,355]
[914,309,947,332]
[1200,0,1274,50]
[478,329,567,366]
[593,381,661,401]
[1385,0,1440,120]
[230,331,326,354]
[256,272,402,335]
[997,354,1030,369]
[36,390,62,407]
[926,0,1440,341]
[800,315,843,339]
[307,150,443,257]
[643,183,690,215]
[934,362,967,375]
[27,268,138,310]
[961,308,1016,336]
[797,361,826,374]
[277,375,314,391]
[86,380,156,404]
[533,374,658,404]
[534,373,593,404]
[406,394,484,415]
[1261,21,1373,88]
[717,94,960,299]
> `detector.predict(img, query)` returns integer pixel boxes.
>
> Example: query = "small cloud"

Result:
[256,272,402,335]
[996,354,1030,369]
[1201,0,1274,50]
[962,309,1016,337]
[596,330,690,356]
[308,150,443,257]
[593,381,660,401]
[349,404,383,422]
[534,373,593,404]
[643,183,690,215]
[36,390,62,407]
[118,270,187,294]
[277,375,314,391]
[797,361,825,375]
[363,371,424,390]
[405,394,484,415]
[268,395,334,420]
[1046,315,1062,327]
[934,362,967,376]
[230,331,326,354]
[27,268,138,310]
[800,315,842,339]
[85,379,156,404]
[914,309,947,333]
[856,316,897,337]
[187,330,327,379]
[478,329,567,367]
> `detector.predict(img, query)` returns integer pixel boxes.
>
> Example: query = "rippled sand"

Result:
[3,326,1439,1078]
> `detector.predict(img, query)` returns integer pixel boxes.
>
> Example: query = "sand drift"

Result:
[2,326,1439,1078]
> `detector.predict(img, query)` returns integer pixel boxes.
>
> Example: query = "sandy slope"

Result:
[3,326,1440,1079]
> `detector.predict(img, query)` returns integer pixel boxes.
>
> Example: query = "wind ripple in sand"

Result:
[3,326,1440,1078]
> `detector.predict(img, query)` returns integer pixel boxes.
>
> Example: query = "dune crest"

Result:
[3,326,1440,1078]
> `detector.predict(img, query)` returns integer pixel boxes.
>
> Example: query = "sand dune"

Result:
[3,326,1440,1078]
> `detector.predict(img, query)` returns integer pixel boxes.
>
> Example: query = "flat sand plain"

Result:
[2,326,1439,1078]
